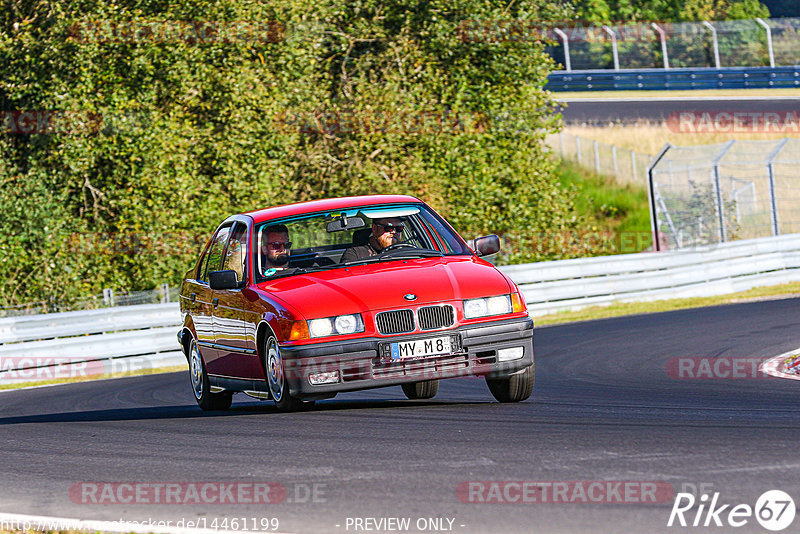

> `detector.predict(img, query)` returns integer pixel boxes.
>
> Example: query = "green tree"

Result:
[0,0,585,307]
[571,0,770,22]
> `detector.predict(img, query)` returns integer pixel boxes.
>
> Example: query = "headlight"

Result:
[464,298,488,319]
[463,295,512,319]
[334,314,359,334]
[308,314,364,338]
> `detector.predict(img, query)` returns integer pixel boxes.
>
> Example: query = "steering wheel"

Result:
[381,243,417,254]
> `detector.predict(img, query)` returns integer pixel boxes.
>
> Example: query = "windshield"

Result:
[254,203,471,282]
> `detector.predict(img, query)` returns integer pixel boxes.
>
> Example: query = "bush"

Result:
[0,0,584,306]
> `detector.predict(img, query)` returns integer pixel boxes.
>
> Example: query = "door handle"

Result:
[212,298,219,307]
[190,293,196,303]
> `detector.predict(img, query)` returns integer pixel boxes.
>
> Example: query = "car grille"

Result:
[417,305,454,331]
[375,310,415,335]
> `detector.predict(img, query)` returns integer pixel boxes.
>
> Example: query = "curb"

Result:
[759,348,800,381]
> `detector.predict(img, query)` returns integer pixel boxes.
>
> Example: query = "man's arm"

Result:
[340,245,369,263]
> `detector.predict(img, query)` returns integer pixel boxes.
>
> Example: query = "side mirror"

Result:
[209,270,241,290]
[473,235,501,256]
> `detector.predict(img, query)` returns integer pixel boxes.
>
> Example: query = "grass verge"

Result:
[534,281,800,326]
[0,364,186,392]
[562,123,800,155]
[555,159,653,253]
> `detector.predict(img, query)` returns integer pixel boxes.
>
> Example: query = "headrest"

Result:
[352,228,372,246]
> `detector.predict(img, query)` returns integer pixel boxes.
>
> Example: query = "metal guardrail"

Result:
[0,303,181,344]
[2,232,799,383]
[501,233,800,315]
[546,66,800,91]
[0,284,178,318]
[0,303,183,384]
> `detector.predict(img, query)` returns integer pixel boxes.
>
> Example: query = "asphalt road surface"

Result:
[557,96,800,124]
[1,297,799,533]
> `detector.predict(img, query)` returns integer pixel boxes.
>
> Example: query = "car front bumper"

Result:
[280,316,534,398]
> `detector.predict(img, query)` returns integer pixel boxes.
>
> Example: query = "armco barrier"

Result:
[546,66,800,91]
[0,303,181,344]
[0,303,183,384]
[2,232,800,384]
[501,233,800,315]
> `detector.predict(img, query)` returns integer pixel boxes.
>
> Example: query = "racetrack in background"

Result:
[557,96,800,125]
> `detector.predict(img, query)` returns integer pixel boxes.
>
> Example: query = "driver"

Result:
[260,224,292,273]
[340,217,404,262]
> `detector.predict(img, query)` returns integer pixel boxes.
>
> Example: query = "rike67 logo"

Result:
[668,490,795,531]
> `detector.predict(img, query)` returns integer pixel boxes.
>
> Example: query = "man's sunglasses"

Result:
[266,241,292,250]
[376,223,404,233]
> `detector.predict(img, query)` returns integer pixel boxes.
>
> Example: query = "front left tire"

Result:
[264,335,311,412]
[401,379,439,399]
[189,338,233,411]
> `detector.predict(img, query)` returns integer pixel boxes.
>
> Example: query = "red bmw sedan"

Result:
[178,195,534,411]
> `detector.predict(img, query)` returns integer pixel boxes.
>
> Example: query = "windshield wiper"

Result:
[339,257,384,267]
[378,249,444,260]
[260,263,339,281]
[339,249,444,267]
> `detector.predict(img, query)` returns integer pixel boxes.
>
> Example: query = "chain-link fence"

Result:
[649,139,800,250]
[547,131,653,186]
[0,284,180,317]
[546,17,800,71]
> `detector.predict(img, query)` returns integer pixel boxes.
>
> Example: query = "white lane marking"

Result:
[760,347,800,381]
[557,96,800,103]
[0,511,293,534]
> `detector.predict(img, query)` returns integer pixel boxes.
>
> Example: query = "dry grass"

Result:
[562,122,800,155]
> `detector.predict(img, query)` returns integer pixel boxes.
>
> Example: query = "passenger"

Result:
[340,217,404,263]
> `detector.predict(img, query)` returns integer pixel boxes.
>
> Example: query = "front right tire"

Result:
[486,364,534,403]
[189,338,232,411]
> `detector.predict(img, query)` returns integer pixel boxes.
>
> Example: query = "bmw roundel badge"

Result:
[403,293,417,301]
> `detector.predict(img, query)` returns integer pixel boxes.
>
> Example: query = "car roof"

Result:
[244,195,423,224]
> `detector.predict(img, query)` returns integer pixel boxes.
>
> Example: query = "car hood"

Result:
[255,256,512,319]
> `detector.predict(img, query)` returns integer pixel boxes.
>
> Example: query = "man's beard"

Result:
[271,253,289,265]
[377,233,397,249]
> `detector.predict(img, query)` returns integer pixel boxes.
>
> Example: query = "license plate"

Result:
[390,336,451,360]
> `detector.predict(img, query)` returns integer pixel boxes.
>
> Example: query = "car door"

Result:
[210,221,263,379]
[183,237,214,351]
[195,223,232,373]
